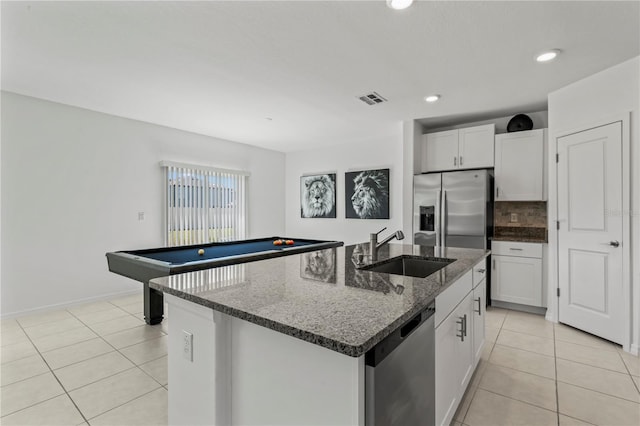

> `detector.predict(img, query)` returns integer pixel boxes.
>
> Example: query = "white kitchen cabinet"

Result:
[422,124,495,172]
[435,292,473,426]
[435,259,486,426]
[472,277,486,366]
[494,129,547,201]
[491,241,543,307]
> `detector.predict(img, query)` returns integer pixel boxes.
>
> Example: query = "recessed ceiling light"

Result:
[424,95,440,103]
[536,49,561,63]
[386,0,414,10]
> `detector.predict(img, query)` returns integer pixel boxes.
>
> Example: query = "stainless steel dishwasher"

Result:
[365,303,435,426]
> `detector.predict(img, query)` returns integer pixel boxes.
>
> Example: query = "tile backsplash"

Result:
[494,201,547,228]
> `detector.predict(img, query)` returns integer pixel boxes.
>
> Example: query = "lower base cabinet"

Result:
[472,279,486,364]
[435,292,473,426]
[435,259,486,426]
[491,241,543,307]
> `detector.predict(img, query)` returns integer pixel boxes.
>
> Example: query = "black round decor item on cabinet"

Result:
[507,114,534,132]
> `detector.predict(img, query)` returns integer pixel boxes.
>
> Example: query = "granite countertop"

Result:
[150,243,489,357]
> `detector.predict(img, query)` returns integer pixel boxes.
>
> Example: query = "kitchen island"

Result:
[150,243,489,426]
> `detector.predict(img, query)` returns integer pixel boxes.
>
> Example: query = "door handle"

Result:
[475,297,482,315]
[609,240,620,248]
[496,187,500,198]
[460,156,463,166]
[456,316,465,341]
[454,156,457,166]
[441,189,447,247]
[463,314,468,337]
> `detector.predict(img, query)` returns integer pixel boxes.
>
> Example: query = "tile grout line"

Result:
[1,296,154,421]
[554,337,621,353]
[83,385,165,424]
[554,378,640,405]
[7,319,91,425]
[553,354,631,375]
[65,308,168,388]
[479,387,559,416]
[615,347,640,394]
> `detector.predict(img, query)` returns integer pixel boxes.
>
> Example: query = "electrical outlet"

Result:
[182,330,193,362]
[510,213,518,223]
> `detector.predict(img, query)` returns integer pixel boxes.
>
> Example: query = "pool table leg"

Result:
[144,283,164,325]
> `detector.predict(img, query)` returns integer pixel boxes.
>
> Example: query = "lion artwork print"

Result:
[300,249,337,283]
[346,169,390,219]
[300,174,336,218]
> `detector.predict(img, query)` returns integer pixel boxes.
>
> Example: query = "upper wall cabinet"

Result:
[421,124,495,173]
[494,129,547,201]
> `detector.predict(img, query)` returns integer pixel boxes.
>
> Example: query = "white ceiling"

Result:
[2,1,638,153]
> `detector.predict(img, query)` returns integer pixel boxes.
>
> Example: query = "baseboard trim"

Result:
[1,289,141,320]
[491,300,547,316]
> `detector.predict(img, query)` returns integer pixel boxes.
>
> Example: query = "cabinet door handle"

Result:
[493,259,496,269]
[475,297,482,315]
[477,268,485,274]
[463,314,468,337]
[456,316,465,341]
[496,187,500,198]
[454,156,457,166]
[460,156,463,166]
[509,248,524,251]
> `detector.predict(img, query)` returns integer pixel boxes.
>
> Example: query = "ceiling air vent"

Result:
[358,91,388,106]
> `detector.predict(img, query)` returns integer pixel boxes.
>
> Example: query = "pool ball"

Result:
[198,249,205,255]
[273,240,283,245]
[285,240,294,245]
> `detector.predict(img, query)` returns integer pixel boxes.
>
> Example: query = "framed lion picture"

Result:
[345,168,390,219]
[300,173,337,218]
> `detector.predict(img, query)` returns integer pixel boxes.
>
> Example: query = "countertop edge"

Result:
[150,249,490,358]
[151,283,365,357]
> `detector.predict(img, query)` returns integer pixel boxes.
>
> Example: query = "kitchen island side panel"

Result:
[166,294,365,426]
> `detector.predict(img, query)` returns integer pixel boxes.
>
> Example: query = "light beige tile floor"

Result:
[1,295,639,425]
[455,307,640,426]
[0,294,167,425]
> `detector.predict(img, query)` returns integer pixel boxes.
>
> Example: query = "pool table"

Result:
[106,237,343,325]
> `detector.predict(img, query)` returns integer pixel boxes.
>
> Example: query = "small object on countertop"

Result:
[285,239,294,245]
[198,249,205,255]
[273,239,284,245]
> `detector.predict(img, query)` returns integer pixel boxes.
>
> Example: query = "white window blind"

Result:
[161,161,249,247]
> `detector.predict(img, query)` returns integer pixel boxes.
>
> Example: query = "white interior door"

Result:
[557,121,623,344]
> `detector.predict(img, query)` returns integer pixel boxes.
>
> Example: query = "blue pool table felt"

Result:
[141,239,315,264]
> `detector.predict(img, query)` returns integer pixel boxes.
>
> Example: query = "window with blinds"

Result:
[161,161,249,247]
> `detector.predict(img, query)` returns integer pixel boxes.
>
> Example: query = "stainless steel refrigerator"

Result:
[413,170,493,249]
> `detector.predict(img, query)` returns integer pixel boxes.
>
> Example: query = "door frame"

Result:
[547,112,632,353]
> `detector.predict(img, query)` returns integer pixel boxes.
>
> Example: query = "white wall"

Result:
[1,92,286,316]
[547,56,640,353]
[284,127,404,245]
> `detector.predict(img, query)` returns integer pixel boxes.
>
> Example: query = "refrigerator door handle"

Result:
[435,190,441,247]
[441,189,447,247]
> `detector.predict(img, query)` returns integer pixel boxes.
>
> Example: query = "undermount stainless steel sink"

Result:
[359,255,455,278]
